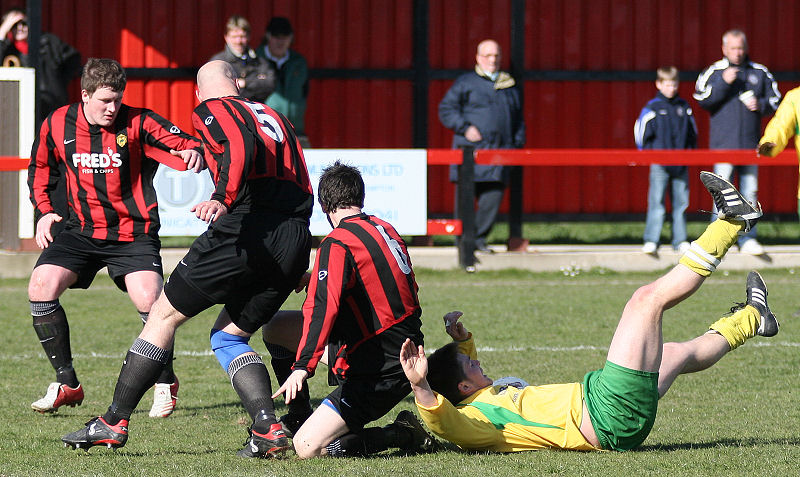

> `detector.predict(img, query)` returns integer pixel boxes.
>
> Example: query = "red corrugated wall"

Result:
[428,0,800,216]
[5,0,799,216]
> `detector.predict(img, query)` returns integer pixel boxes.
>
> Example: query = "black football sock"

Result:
[265,343,311,415]
[229,354,277,432]
[104,338,169,424]
[156,348,175,384]
[140,312,176,384]
[325,427,391,457]
[31,300,79,388]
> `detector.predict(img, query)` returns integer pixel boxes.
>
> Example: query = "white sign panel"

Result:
[6,67,36,239]
[154,167,217,236]
[154,149,427,237]
[306,149,427,236]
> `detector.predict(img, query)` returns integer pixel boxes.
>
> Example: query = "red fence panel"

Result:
[4,0,800,217]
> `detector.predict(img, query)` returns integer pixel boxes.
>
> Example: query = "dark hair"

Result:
[317,160,365,213]
[81,58,126,95]
[427,342,468,405]
[266,17,293,37]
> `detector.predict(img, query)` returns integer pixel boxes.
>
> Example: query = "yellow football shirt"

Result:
[416,336,599,452]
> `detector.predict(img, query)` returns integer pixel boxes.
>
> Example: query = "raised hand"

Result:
[400,338,428,386]
[443,311,469,341]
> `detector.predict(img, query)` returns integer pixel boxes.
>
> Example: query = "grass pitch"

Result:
[1,267,799,476]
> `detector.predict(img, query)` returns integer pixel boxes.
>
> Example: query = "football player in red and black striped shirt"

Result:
[27,58,204,418]
[62,60,313,457]
[269,161,432,458]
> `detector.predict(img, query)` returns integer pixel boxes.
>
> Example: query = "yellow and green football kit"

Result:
[417,217,758,452]
[759,86,800,201]
[416,336,599,452]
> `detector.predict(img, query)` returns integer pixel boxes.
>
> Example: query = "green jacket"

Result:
[258,47,309,135]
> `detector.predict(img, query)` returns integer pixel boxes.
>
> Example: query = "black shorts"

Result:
[323,371,412,430]
[34,229,162,291]
[323,317,424,430]
[164,212,311,333]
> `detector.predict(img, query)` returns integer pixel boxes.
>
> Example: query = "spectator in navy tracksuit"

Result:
[438,39,525,253]
[635,66,697,255]
[694,29,780,255]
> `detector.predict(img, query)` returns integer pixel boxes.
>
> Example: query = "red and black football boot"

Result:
[236,423,290,458]
[62,416,128,450]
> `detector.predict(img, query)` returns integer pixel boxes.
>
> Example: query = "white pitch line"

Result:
[477,345,609,352]
[476,341,800,352]
[3,341,799,361]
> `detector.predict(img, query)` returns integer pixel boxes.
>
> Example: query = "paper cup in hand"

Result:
[739,90,755,103]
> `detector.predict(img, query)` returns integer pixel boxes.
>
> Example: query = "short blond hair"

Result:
[225,15,250,35]
[656,66,678,82]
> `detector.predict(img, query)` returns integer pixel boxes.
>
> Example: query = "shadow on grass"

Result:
[173,397,328,414]
[80,448,225,458]
[378,437,800,457]
[638,436,800,452]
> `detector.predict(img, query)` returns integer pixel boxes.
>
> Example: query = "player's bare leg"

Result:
[657,270,779,397]
[607,171,763,374]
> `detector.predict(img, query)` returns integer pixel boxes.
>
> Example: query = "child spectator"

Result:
[634,66,698,255]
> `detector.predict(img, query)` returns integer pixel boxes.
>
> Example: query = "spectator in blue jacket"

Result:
[438,39,525,253]
[694,29,780,255]
[635,66,697,255]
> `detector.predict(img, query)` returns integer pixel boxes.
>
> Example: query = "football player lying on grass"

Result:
[399,171,779,452]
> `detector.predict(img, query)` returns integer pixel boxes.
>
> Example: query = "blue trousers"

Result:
[643,165,689,248]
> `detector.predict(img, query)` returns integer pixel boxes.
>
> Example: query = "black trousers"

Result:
[454,181,506,244]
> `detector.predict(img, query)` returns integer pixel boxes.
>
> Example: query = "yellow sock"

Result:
[679,219,742,276]
[708,305,760,350]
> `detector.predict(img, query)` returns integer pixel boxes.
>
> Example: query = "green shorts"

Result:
[583,361,659,451]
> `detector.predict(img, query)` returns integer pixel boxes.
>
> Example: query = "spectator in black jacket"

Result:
[257,17,310,148]
[0,8,81,124]
[694,29,780,255]
[210,15,275,103]
[2,7,82,238]
[438,39,525,253]
[635,66,697,255]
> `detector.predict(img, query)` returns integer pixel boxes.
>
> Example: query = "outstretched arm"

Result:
[758,89,800,157]
[400,338,438,407]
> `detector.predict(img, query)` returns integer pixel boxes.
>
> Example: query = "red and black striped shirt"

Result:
[28,102,203,241]
[296,213,423,377]
[191,96,313,217]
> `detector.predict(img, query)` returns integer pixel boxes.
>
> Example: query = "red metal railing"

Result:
[425,149,798,166]
[6,149,797,240]
[0,157,30,171]
[5,149,797,171]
